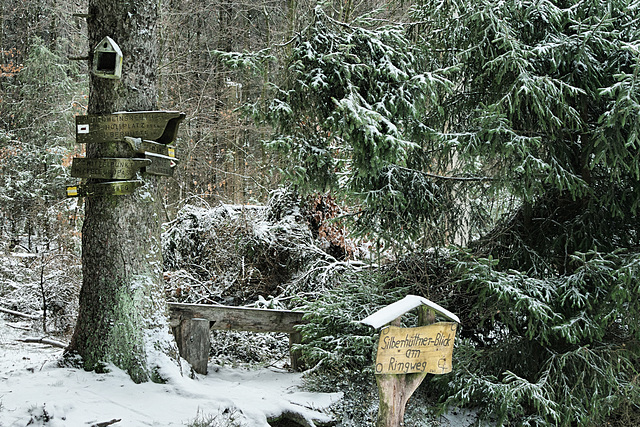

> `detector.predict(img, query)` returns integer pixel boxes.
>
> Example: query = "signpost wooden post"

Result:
[361,295,460,427]
[67,111,185,198]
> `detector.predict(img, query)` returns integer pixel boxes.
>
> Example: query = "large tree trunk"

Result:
[66,0,177,383]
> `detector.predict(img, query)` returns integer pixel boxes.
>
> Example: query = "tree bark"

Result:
[66,0,177,383]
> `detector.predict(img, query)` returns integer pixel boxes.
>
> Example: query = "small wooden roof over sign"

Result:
[360,295,460,329]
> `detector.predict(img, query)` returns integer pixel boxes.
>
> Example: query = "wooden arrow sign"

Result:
[124,137,176,158]
[144,152,177,177]
[76,111,186,144]
[71,157,151,180]
[66,180,143,197]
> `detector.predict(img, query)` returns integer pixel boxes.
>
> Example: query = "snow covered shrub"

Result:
[38,256,81,335]
[162,202,263,304]
[296,270,412,389]
[209,330,289,367]
[0,255,30,301]
[161,195,307,305]
[26,404,53,424]
[162,189,356,306]
[0,252,80,335]
[185,408,246,427]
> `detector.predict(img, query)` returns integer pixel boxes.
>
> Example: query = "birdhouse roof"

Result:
[360,295,460,329]
[96,36,122,54]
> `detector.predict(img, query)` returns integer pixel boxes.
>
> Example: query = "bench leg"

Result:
[173,318,210,375]
[289,331,303,371]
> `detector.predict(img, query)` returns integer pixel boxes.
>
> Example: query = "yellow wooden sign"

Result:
[375,322,457,375]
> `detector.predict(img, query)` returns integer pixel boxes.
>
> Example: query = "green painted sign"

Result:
[145,152,177,177]
[76,111,186,144]
[66,180,143,197]
[124,137,176,158]
[71,157,151,180]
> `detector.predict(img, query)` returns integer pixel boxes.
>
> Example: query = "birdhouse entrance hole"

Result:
[96,51,117,72]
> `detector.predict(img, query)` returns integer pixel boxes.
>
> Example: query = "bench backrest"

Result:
[168,302,306,334]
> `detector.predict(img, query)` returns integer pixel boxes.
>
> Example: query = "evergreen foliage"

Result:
[0,37,84,250]
[296,273,408,386]
[416,0,640,264]
[417,6,640,422]
[438,249,640,425]
[220,0,640,424]
[217,7,460,246]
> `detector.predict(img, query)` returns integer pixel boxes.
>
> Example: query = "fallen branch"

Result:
[91,419,122,427]
[18,337,67,349]
[7,324,31,331]
[0,306,40,320]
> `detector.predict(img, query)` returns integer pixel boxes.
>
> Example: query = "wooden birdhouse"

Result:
[93,36,123,80]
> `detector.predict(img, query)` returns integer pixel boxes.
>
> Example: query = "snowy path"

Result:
[0,318,341,426]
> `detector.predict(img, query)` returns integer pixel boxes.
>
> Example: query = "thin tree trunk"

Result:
[66,0,178,383]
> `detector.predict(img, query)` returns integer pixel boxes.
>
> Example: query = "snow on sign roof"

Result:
[360,295,460,329]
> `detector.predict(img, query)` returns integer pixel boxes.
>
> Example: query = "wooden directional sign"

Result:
[145,152,177,177]
[66,180,143,197]
[71,157,151,180]
[76,111,186,144]
[374,323,457,375]
[124,137,176,158]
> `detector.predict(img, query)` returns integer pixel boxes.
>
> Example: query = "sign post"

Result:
[361,295,459,427]
[71,157,151,180]
[67,111,185,198]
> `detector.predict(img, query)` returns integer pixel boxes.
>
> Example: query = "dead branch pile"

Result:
[162,189,357,307]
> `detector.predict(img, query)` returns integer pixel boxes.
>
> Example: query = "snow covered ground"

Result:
[0,317,342,427]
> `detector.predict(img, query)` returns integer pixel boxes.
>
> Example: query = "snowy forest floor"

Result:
[0,312,482,427]
[0,196,482,427]
[0,316,342,426]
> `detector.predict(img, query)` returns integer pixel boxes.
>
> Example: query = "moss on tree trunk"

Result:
[65,0,177,383]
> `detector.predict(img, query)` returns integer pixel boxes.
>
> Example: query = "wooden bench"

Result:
[168,302,306,374]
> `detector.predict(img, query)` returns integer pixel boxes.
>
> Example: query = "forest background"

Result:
[1,0,639,426]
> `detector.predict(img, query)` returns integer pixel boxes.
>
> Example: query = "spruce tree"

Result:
[65,0,177,383]
[221,0,640,423]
